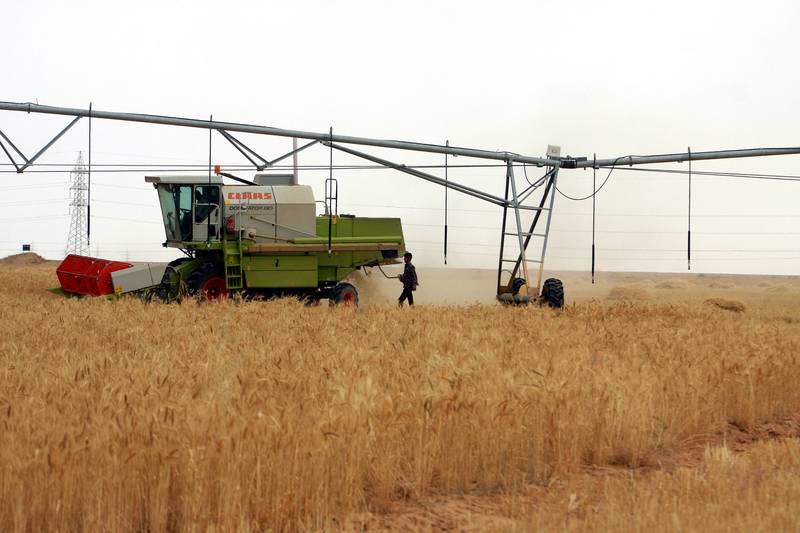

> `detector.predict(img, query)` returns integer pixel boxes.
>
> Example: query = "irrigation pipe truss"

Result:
[2,100,800,288]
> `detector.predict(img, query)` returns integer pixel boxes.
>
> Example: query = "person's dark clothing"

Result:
[398,262,418,306]
[400,263,417,290]
[399,287,414,306]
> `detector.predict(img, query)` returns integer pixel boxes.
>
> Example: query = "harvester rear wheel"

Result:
[540,278,564,309]
[187,262,228,301]
[331,282,359,307]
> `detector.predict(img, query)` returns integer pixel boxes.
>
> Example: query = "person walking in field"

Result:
[398,252,418,306]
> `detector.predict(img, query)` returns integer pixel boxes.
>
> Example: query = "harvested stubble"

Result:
[1,265,800,530]
[709,281,735,289]
[654,279,688,290]
[526,439,800,532]
[606,285,651,300]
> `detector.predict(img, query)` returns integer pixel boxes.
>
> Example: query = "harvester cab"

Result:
[148,175,224,244]
[147,174,320,248]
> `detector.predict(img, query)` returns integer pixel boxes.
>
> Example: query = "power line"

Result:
[94,199,158,208]
[0,182,69,191]
[406,246,800,262]
[0,198,66,206]
[612,166,800,182]
[411,239,800,254]
[91,215,161,225]
[545,229,800,236]
[0,214,67,221]
[1,162,799,182]
[92,183,153,191]
[341,202,495,214]
[342,202,800,218]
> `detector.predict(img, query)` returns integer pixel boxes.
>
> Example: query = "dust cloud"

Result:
[347,267,800,310]
[346,266,498,307]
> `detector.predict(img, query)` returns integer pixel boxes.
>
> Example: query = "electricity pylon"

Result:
[65,152,89,257]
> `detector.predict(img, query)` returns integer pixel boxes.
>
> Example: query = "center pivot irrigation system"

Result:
[1,101,800,305]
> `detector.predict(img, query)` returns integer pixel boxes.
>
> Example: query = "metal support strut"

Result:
[0,116,82,173]
[87,103,92,245]
[324,141,508,207]
[444,140,449,265]
[687,146,692,271]
[326,128,336,254]
[591,154,596,283]
[497,166,558,300]
[219,129,319,171]
[507,162,531,293]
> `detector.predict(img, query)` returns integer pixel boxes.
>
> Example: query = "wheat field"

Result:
[1,263,799,531]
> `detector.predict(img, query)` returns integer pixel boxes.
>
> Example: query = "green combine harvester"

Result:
[150,174,405,304]
[56,174,404,305]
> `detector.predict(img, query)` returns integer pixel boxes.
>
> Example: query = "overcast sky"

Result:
[2,0,799,275]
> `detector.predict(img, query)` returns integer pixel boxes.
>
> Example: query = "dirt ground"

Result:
[352,264,799,312]
[4,252,795,312]
[0,252,50,266]
[359,414,800,531]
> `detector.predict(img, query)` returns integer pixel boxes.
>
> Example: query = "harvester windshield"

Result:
[157,184,192,242]
[148,175,223,245]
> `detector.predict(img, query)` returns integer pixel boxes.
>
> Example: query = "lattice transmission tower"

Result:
[65,152,89,256]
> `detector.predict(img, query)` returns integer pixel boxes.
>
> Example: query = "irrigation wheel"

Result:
[539,278,564,309]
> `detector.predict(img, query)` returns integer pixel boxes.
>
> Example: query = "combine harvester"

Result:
[55,172,404,304]
[2,101,800,306]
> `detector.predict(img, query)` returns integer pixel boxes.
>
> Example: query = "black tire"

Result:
[330,282,359,307]
[155,257,193,302]
[186,262,228,301]
[540,278,564,309]
[512,277,527,295]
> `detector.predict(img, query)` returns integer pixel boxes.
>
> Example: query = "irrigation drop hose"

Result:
[374,263,397,279]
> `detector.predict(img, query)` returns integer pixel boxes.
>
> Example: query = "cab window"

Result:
[194,185,219,223]
[157,184,193,241]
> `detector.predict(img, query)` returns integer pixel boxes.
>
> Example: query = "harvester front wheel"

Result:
[155,257,192,302]
[330,282,359,307]
[539,278,564,309]
[187,262,228,301]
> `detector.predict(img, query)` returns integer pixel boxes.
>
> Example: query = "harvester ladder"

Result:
[325,176,338,217]
[324,173,338,252]
[224,234,244,289]
[496,164,558,299]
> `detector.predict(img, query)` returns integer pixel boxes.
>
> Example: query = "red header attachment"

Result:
[56,254,133,296]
